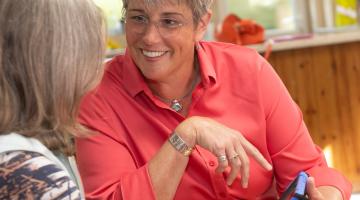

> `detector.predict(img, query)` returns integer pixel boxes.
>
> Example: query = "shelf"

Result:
[247,29,360,53]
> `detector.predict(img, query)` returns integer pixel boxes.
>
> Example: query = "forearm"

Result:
[318,186,343,200]
[149,121,196,200]
[149,142,189,200]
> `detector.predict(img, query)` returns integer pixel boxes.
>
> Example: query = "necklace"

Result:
[154,64,200,112]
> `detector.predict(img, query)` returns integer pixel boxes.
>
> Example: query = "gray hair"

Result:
[0,0,106,155]
[122,0,213,24]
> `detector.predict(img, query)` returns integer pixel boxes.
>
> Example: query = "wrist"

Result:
[174,117,198,148]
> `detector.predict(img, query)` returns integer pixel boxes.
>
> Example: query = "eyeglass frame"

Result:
[123,13,190,38]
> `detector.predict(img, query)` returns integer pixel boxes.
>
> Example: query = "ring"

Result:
[229,154,239,160]
[217,155,227,162]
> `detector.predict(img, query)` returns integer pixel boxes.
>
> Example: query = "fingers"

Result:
[238,135,272,171]
[215,149,228,173]
[224,148,241,186]
[215,148,244,187]
[306,177,324,200]
[225,132,271,188]
[193,118,272,189]
[212,134,271,188]
[234,144,249,188]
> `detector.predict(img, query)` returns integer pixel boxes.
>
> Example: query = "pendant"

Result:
[170,99,183,112]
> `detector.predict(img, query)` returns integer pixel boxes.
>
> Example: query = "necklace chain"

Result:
[156,76,197,104]
[154,62,200,112]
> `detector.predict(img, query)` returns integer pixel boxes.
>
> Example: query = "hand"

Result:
[306,177,343,200]
[306,177,325,200]
[175,116,272,187]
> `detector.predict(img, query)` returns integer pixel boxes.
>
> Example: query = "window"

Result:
[310,0,359,33]
[213,0,360,38]
[213,0,309,38]
[227,0,295,31]
[95,0,360,50]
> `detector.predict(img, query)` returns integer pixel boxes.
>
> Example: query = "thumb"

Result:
[306,177,323,200]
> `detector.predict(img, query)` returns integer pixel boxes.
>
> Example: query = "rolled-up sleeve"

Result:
[257,57,352,199]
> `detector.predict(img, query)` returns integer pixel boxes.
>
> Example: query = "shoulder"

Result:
[199,41,261,61]
[0,150,81,199]
[198,41,266,74]
[198,41,269,81]
[105,54,126,74]
[78,56,125,121]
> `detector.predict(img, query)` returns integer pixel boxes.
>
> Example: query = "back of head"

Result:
[0,0,106,155]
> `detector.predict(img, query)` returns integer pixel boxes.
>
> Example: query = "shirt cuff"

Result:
[306,166,352,200]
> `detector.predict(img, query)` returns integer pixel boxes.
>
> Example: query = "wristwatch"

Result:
[168,132,194,156]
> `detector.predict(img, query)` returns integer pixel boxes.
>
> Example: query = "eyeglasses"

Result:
[125,14,187,38]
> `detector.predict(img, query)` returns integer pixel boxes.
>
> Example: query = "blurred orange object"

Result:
[215,14,265,45]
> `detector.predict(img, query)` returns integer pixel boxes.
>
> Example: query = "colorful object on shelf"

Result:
[215,14,265,45]
[335,0,358,26]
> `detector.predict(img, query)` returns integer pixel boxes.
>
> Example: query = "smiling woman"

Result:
[75,0,351,199]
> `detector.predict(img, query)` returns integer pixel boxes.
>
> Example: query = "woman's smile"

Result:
[141,49,168,58]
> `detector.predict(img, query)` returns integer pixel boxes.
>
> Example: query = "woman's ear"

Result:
[195,10,212,41]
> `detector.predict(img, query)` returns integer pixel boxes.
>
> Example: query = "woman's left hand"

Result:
[306,177,324,200]
[306,177,343,200]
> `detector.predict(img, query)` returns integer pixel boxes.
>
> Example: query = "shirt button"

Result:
[209,161,215,167]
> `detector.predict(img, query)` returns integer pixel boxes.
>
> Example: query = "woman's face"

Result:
[125,0,207,81]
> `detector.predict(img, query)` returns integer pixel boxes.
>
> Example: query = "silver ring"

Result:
[217,155,227,162]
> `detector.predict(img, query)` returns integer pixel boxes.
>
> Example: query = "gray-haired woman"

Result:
[0,0,105,199]
[76,0,351,199]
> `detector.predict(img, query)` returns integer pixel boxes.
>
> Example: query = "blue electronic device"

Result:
[279,171,309,200]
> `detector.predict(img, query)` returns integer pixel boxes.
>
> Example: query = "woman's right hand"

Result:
[174,116,273,188]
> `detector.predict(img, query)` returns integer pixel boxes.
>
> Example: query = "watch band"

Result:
[168,132,193,156]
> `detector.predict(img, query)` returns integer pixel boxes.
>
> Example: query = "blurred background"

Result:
[96,0,360,50]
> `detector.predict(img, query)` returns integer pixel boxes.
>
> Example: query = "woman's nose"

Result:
[142,22,162,44]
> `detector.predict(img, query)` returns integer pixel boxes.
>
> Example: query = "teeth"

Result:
[142,50,166,58]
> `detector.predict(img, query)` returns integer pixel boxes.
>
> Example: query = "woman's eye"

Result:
[130,15,147,23]
[161,19,182,28]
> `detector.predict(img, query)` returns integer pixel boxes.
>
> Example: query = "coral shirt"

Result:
[76,41,351,200]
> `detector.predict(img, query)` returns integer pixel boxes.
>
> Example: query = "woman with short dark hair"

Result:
[76,0,352,199]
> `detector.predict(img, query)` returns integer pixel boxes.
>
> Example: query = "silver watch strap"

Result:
[168,132,193,156]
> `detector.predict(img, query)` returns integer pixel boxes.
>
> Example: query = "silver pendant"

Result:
[170,99,183,112]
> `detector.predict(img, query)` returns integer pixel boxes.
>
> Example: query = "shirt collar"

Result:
[196,42,217,87]
[121,49,149,97]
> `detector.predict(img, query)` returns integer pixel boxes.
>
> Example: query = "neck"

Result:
[148,57,199,101]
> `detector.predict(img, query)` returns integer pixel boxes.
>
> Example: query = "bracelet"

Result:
[168,132,194,156]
